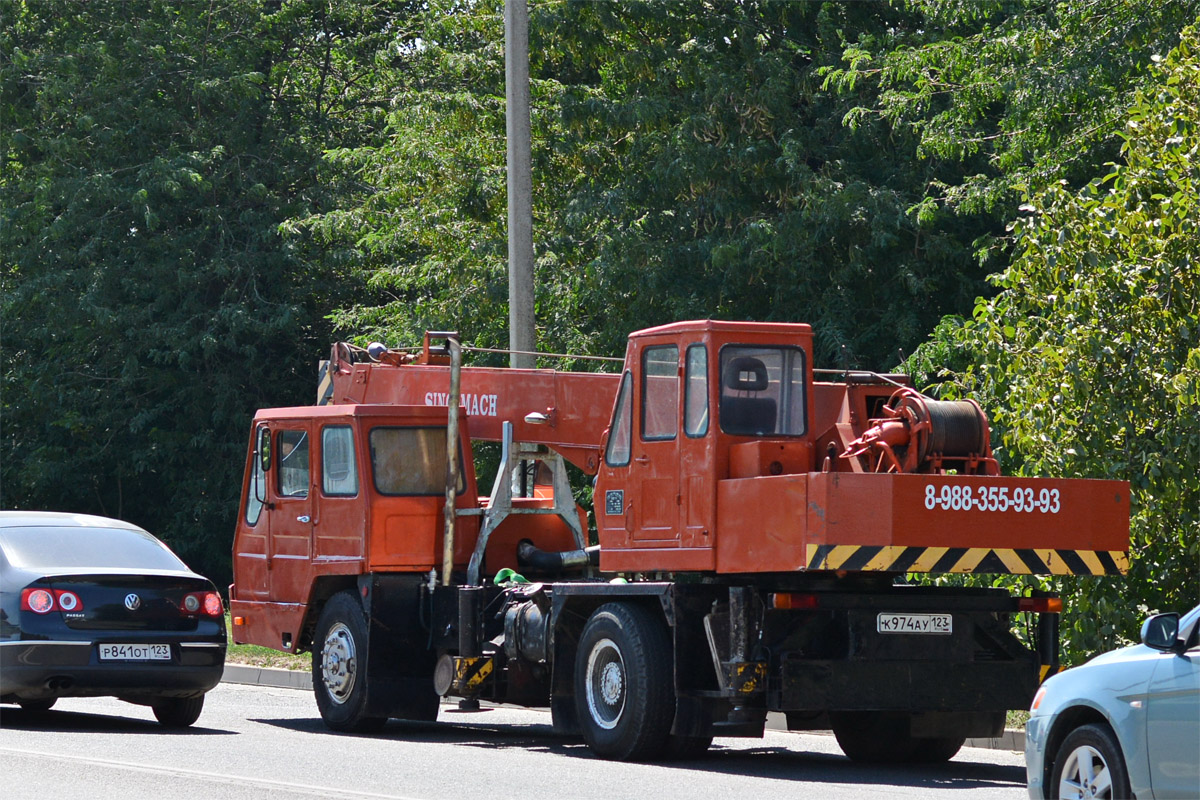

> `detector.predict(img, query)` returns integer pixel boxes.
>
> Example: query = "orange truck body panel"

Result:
[715,472,1129,574]
[327,360,620,475]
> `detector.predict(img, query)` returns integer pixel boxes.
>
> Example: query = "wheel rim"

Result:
[1058,744,1114,800]
[321,621,357,705]
[584,637,625,730]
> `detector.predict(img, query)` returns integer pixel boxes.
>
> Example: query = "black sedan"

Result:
[0,511,226,727]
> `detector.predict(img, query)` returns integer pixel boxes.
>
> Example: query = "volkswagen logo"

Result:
[124,593,141,611]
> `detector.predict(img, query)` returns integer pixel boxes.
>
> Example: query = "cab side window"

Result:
[369,427,465,496]
[684,344,709,437]
[321,425,358,496]
[244,425,267,525]
[605,372,633,467]
[278,430,310,498]
[641,345,679,441]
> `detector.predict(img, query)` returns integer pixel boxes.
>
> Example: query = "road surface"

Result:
[0,682,1029,799]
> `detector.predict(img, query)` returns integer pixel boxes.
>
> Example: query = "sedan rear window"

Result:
[0,526,190,572]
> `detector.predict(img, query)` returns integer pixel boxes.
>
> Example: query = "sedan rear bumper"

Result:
[0,640,226,701]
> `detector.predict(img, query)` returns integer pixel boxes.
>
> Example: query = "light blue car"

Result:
[1025,604,1200,799]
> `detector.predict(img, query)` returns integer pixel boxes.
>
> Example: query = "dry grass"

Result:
[1007,710,1030,730]
[224,615,310,671]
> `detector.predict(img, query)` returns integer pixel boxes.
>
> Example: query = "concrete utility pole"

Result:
[505,0,535,369]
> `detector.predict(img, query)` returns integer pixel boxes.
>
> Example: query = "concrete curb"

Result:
[222,663,312,691]
[966,728,1025,752]
[220,663,1025,752]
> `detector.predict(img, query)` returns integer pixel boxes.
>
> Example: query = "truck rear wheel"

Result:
[663,734,713,760]
[911,733,966,763]
[574,602,674,761]
[313,591,386,733]
[830,711,915,763]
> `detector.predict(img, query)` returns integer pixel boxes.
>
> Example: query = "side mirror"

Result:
[1141,612,1180,652]
[259,427,272,472]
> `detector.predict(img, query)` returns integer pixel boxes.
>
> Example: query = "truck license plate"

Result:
[98,643,171,661]
[876,613,952,635]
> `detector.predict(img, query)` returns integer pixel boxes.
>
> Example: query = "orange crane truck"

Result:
[229,320,1130,762]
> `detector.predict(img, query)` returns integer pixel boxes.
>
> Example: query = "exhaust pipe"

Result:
[516,540,599,574]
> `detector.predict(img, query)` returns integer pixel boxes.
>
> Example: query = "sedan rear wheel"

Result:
[17,698,57,714]
[152,695,204,728]
[1050,723,1130,800]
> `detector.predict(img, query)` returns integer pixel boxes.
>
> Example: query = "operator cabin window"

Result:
[685,344,709,437]
[370,427,465,496]
[719,346,807,436]
[321,425,359,496]
[641,345,679,441]
[604,372,633,467]
[278,430,310,497]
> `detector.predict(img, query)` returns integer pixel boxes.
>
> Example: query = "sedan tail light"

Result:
[21,588,55,614]
[183,591,223,617]
[20,587,84,614]
[55,590,82,611]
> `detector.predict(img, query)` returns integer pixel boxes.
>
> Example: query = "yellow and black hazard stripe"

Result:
[453,656,494,692]
[317,360,334,406]
[804,544,1128,575]
[1040,664,1067,682]
[722,661,767,695]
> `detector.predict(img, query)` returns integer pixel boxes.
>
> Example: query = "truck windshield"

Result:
[370,427,465,496]
[718,345,807,436]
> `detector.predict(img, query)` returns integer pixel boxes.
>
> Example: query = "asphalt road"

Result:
[0,683,1030,800]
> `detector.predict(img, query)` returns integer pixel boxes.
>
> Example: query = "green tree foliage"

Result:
[291,0,629,364]
[912,30,1200,660]
[540,0,1000,366]
[0,0,406,581]
[307,1,1002,367]
[827,0,1200,220]
[291,2,520,358]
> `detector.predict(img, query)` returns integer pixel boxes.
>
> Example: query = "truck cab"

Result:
[595,320,817,572]
[231,405,481,653]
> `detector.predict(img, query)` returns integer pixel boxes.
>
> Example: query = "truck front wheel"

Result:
[313,591,386,733]
[574,602,674,761]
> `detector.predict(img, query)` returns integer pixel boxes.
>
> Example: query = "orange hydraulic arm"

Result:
[322,337,620,474]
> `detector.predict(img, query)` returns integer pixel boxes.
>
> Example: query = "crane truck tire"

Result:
[313,591,386,733]
[663,734,713,760]
[574,602,675,761]
[910,733,966,763]
[830,711,917,763]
